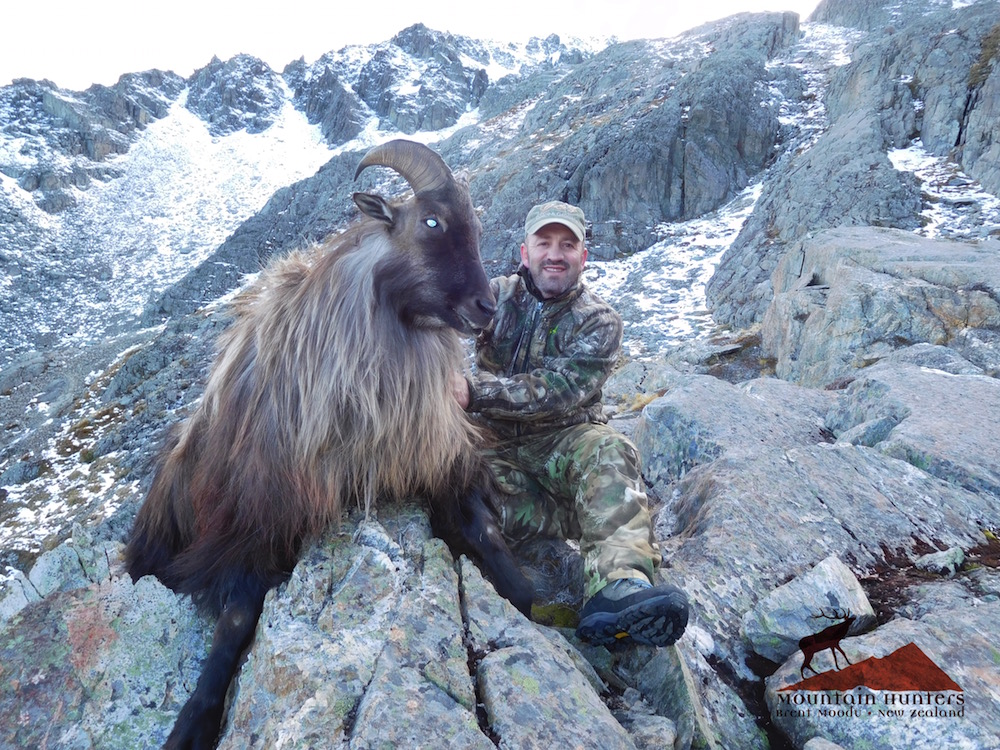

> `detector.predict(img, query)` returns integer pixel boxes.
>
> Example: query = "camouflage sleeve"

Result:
[467,310,622,422]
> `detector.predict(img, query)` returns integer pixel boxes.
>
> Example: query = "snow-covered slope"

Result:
[3,92,334,361]
[2,9,1000,567]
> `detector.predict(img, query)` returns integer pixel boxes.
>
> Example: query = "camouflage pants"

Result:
[485,423,661,599]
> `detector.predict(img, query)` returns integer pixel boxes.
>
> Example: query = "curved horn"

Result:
[354,139,454,195]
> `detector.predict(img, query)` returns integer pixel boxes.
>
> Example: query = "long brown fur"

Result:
[124,141,532,749]
[128,222,485,608]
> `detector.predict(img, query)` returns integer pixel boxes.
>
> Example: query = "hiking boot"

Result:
[576,577,689,647]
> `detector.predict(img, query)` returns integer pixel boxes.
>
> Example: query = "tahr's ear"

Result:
[353,192,394,225]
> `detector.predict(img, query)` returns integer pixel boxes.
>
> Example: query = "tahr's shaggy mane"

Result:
[125,140,532,750]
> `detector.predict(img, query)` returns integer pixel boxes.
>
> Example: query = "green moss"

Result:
[513,672,541,696]
[332,693,359,720]
[530,602,579,628]
[969,23,1000,90]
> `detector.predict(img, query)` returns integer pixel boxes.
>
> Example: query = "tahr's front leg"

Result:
[165,577,268,750]
[432,483,534,617]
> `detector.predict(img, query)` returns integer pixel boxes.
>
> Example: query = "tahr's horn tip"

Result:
[354,140,453,194]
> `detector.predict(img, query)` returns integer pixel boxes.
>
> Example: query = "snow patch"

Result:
[889,140,1000,239]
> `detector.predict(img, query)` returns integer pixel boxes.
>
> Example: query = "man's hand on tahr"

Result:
[451,371,471,410]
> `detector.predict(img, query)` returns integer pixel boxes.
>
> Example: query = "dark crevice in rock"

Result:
[954,88,977,149]
[709,652,796,750]
[456,563,501,747]
[816,493,863,545]
[341,693,364,744]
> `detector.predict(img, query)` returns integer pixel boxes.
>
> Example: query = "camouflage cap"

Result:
[524,200,586,241]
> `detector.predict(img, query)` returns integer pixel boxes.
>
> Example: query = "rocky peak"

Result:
[812,0,945,31]
[185,54,287,135]
[3,4,1000,748]
[0,73,183,212]
[284,61,367,146]
[353,27,490,134]
[86,69,186,130]
[390,22,460,61]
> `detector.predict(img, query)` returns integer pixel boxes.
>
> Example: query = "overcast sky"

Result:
[3,1,823,91]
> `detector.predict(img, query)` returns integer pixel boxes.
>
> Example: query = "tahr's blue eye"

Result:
[425,218,439,228]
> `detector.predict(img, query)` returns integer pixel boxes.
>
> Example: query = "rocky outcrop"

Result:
[762,226,1000,386]
[961,22,1000,195]
[0,72,183,211]
[627,352,1000,748]
[284,60,368,145]
[822,2,1000,195]
[352,24,490,134]
[3,2,1000,749]
[742,555,877,666]
[828,357,1000,495]
[185,55,287,136]
[86,70,185,131]
[708,0,1000,329]
[0,514,688,749]
[705,105,923,330]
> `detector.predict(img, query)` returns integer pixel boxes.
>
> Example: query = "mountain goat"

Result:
[125,139,533,749]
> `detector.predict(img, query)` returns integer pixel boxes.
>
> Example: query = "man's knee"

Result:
[579,442,645,498]
[561,424,641,476]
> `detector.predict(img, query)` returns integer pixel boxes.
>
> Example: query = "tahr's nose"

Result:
[476,295,497,319]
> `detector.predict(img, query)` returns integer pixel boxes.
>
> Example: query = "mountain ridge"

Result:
[2,2,1000,748]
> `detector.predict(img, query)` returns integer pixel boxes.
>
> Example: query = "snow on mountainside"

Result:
[3,92,334,361]
[308,27,594,99]
[0,30,598,369]
[1,7,1000,567]
[0,89,332,365]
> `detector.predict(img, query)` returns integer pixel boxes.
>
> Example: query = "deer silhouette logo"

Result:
[798,608,856,678]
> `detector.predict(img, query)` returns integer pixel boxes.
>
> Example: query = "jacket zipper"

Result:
[511,299,544,438]
[513,299,545,375]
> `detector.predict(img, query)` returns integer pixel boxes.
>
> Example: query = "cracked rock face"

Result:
[220,511,485,749]
[0,510,685,749]
[762,227,1000,387]
[3,3,1000,749]
[0,553,210,750]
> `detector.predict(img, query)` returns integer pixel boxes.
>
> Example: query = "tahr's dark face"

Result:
[373,184,496,333]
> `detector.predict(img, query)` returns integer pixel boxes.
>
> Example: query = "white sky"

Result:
[3,1,823,91]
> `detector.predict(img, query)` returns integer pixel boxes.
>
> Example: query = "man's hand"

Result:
[451,371,471,410]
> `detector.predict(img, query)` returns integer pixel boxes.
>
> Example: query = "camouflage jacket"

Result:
[468,268,623,439]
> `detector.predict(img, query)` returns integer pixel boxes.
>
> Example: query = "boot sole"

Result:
[576,589,689,647]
